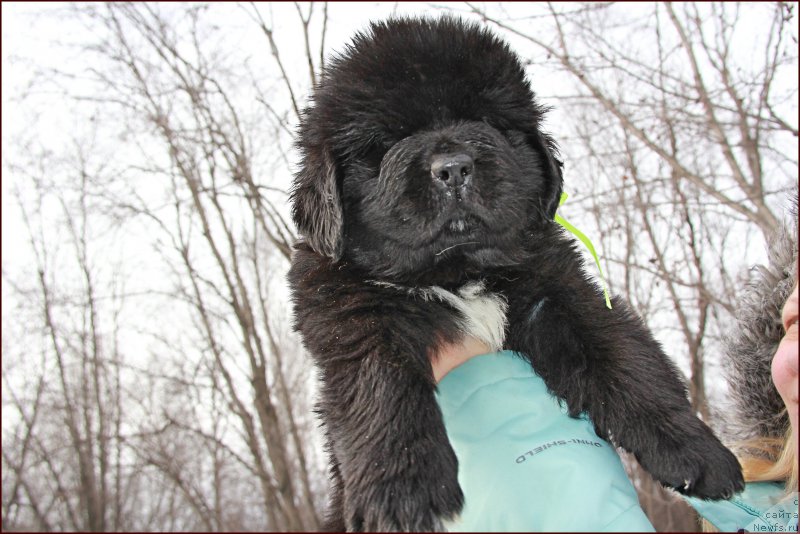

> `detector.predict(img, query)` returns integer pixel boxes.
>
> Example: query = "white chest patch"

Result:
[368,280,509,351]
[423,281,509,352]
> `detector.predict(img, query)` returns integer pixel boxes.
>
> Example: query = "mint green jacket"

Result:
[435,350,654,532]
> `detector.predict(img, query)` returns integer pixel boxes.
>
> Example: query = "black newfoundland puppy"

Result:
[289,17,743,532]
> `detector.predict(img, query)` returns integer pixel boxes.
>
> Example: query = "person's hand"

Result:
[772,282,799,446]
[432,337,491,383]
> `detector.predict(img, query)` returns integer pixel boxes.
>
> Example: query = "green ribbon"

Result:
[554,193,613,310]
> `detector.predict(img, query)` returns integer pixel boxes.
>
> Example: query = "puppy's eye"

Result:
[359,142,394,169]
[505,129,528,146]
[363,149,384,166]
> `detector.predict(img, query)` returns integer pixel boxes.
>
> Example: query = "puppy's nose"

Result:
[431,153,473,188]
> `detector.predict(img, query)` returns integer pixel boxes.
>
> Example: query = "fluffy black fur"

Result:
[289,17,743,532]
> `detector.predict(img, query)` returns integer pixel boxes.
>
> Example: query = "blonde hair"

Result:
[738,426,798,492]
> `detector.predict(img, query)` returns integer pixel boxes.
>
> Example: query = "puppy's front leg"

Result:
[289,250,463,531]
[318,351,462,532]
[503,280,744,499]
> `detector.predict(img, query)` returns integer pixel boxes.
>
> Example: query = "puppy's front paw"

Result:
[345,466,463,532]
[640,423,744,500]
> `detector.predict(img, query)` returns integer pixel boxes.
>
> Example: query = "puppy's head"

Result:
[292,16,563,282]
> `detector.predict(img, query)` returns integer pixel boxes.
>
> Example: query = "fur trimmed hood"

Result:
[725,193,798,442]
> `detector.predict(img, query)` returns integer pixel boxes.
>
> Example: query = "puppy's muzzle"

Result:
[431,153,473,190]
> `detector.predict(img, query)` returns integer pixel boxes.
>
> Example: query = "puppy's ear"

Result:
[530,129,564,220]
[290,143,344,260]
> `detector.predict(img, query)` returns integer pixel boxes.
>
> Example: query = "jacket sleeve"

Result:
[684,482,798,532]
[435,350,654,532]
